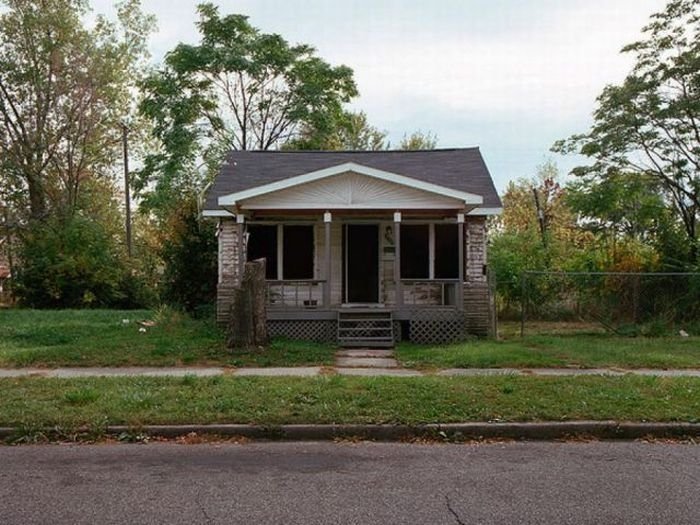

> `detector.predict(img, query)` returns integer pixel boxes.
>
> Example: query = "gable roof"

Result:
[203,148,502,213]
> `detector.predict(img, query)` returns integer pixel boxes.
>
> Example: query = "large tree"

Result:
[137,2,358,214]
[554,0,700,264]
[0,0,155,221]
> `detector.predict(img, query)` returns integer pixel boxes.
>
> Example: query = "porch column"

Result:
[324,211,332,308]
[457,213,465,310]
[236,214,245,282]
[394,211,403,308]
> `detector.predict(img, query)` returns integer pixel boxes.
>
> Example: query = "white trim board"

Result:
[202,209,234,217]
[217,162,483,209]
[467,207,503,216]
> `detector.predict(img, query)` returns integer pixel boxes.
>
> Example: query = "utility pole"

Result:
[121,123,133,258]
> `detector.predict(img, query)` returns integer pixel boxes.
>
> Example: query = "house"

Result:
[203,148,502,346]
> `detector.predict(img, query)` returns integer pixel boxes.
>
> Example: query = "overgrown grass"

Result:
[1,375,699,428]
[0,309,336,368]
[2,309,699,370]
[396,333,700,370]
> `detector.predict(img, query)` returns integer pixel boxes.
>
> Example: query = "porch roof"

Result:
[203,148,502,216]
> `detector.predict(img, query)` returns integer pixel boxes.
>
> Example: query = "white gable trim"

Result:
[467,207,503,216]
[217,162,483,208]
[202,209,235,217]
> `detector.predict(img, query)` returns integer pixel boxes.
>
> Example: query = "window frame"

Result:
[400,222,462,281]
[247,222,316,281]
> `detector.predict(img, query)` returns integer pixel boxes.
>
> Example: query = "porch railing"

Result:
[266,280,326,309]
[400,279,462,307]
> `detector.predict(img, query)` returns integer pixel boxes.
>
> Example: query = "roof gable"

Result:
[204,148,502,214]
[220,162,482,210]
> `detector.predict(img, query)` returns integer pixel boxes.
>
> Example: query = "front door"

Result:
[345,224,379,303]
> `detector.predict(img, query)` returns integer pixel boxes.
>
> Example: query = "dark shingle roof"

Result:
[203,148,501,211]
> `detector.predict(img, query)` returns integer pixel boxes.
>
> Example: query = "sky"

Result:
[93,0,669,192]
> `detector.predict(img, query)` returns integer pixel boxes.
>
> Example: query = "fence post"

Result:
[520,272,526,338]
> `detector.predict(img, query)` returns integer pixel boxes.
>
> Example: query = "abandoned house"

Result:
[203,149,502,346]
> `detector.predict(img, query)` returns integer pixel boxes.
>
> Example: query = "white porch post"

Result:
[324,211,332,308]
[394,211,402,308]
[457,213,465,310]
[236,214,245,282]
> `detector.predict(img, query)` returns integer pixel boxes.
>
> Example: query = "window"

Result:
[247,225,277,279]
[400,225,429,278]
[247,224,314,280]
[283,225,314,279]
[400,223,460,280]
[434,224,459,279]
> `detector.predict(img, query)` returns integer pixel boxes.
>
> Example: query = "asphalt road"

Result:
[1,441,698,524]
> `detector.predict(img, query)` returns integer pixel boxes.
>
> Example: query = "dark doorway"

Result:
[345,224,379,303]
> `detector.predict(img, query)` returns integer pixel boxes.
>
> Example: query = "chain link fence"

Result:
[494,271,700,337]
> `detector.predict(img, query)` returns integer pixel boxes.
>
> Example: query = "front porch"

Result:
[217,211,493,345]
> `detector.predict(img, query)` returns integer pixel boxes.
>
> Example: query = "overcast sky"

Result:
[93,0,668,191]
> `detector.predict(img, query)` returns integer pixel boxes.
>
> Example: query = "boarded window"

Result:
[247,225,277,279]
[283,225,314,279]
[434,224,459,279]
[400,225,429,279]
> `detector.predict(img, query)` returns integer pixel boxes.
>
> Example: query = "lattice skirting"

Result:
[267,320,336,343]
[267,316,466,345]
[407,309,466,344]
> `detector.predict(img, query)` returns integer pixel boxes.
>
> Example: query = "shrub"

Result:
[13,215,151,308]
[160,200,217,312]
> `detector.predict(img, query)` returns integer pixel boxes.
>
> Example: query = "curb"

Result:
[2,422,699,442]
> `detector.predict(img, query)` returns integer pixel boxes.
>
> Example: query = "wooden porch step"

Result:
[337,310,395,348]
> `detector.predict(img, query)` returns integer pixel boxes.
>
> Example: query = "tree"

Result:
[0,0,155,221]
[397,130,438,150]
[554,0,700,264]
[566,171,667,241]
[137,2,358,215]
[496,161,582,245]
[290,113,440,151]
[288,110,388,150]
[489,163,601,307]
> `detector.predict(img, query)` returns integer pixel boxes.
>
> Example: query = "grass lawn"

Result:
[1,308,699,370]
[1,375,699,430]
[396,333,700,370]
[0,309,335,368]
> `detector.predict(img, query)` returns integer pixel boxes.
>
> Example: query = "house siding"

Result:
[216,220,243,325]
[464,216,494,336]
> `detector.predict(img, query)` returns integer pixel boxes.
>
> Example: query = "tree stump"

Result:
[226,258,268,350]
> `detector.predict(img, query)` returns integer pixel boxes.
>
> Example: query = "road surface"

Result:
[1,441,698,524]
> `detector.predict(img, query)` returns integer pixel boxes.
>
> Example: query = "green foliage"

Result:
[13,215,149,308]
[0,0,155,220]
[289,110,388,150]
[137,2,358,217]
[160,200,218,312]
[489,163,597,306]
[397,130,438,150]
[554,0,700,264]
[290,112,440,152]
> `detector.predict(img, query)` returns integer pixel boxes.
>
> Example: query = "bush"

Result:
[14,215,151,308]
[160,200,217,312]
